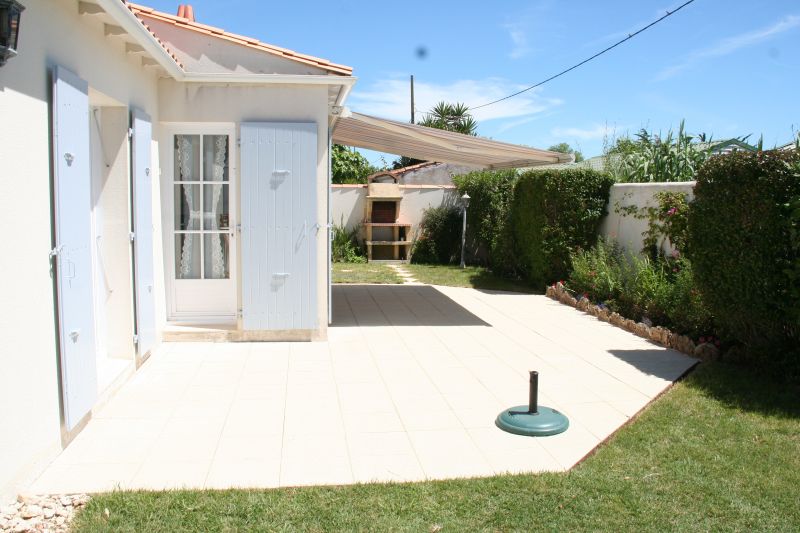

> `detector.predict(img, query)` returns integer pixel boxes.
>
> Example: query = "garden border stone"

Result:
[546,282,719,361]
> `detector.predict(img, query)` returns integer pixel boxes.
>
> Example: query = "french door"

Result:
[168,126,237,320]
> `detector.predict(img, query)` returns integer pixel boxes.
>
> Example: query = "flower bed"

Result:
[546,282,720,361]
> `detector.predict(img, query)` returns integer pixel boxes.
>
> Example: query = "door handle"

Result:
[69,329,80,342]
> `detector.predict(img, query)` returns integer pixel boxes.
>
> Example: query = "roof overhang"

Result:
[332,110,573,169]
[95,1,356,93]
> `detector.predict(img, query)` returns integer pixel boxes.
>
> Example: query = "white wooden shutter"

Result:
[241,122,318,330]
[131,109,156,358]
[52,66,98,430]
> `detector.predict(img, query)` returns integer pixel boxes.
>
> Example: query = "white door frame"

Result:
[161,122,238,323]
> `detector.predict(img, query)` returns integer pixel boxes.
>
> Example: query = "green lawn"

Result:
[73,362,800,532]
[332,262,403,284]
[407,264,537,293]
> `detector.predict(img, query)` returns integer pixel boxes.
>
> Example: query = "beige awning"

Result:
[332,110,573,169]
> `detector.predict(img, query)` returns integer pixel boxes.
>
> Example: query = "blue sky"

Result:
[146,0,799,161]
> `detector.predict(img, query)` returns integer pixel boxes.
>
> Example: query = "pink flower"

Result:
[667,208,677,216]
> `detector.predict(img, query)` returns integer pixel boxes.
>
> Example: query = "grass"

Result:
[407,263,536,293]
[332,262,403,284]
[72,362,800,532]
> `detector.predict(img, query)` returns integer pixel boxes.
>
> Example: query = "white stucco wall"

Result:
[600,182,696,255]
[158,81,332,335]
[0,0,160,503]
[331,184,457,242]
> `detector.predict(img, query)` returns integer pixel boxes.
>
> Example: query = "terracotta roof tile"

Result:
[120,1,184,69]
[126,2,353,76]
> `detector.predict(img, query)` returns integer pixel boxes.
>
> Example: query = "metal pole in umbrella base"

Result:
[495,371,569,437]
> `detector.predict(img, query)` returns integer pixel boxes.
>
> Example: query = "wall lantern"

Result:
[0,0,24,67]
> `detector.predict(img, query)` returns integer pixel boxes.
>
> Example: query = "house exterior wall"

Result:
[0,0,160,503]
[600,182,696,255]
[158,80,332,335]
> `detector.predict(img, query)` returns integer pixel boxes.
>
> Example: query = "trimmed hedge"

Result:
[452,169,517,271]
[411,205,462,264]
[512,169,615,287]
[688,150,800,370]
[452,168,613,288]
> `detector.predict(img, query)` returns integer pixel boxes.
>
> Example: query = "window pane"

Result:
[203,184,229,230]
[174,184,200,230]
[203,135,229,182]
[204,234,229,279]
[175,234,201,279]
[174,135,200,181]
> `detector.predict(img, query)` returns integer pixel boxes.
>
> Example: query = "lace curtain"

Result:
[207,135,227,279]
[178,136,200,278]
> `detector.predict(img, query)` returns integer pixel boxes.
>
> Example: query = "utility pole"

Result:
[410,75,415,124]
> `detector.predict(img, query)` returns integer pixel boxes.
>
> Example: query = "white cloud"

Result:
[506,24,530,59]
[348,77,562,124]
[656,14,800,80]
[551,124,619,141]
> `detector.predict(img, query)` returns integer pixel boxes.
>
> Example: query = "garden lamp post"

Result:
[459,192,470,268]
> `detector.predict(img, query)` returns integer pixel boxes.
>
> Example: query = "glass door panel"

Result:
[203,184,229,231]
[173,134,231,281]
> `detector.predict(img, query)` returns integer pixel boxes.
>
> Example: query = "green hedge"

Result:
[411,205,462,264]
[452,169,517,271]
[688,150,800,369]
[512,169,615,287]
[452,168,613,288]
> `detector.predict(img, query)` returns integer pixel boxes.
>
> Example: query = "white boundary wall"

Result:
[600,182,696,255]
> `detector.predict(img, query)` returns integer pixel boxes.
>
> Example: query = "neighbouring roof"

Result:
[700,139,757,154]
[334,112,571,170]
[126,2,353,75]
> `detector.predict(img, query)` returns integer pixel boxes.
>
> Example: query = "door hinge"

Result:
[236,223,242,233]
[49,245,64,259]
[236,138,241,147]
[237,309,242,318]
[132,334,139,345]
[128,128,134,139]
[129,231,135,242]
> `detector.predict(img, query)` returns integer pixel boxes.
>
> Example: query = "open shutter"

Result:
[131,109,156,359]
[241,122,317,330]
[52,66,98,431]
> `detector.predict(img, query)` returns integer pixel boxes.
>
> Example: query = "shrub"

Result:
[331,221,366,263]
[688,150,800,371]
[452,169,517,271]
[511,168,615,288]
[568,239,713,337]
[641,191,691,258]
[411,205,462,264]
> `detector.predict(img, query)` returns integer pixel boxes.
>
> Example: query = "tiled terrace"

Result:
[29,284,696,493]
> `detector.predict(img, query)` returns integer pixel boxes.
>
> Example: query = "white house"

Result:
[0,0,568,502]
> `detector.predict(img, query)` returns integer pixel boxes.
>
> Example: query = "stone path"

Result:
[386,263,419,284]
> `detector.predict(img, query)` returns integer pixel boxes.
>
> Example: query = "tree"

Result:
[418,102,478,136]
[392,101,478,169]
[548,142,584,162]
[331,144,377,184]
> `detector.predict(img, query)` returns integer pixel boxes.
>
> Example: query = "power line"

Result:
[470,0,697,111]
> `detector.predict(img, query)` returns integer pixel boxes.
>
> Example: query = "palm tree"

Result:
[419,102,478,136]
[392,102,478,169]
